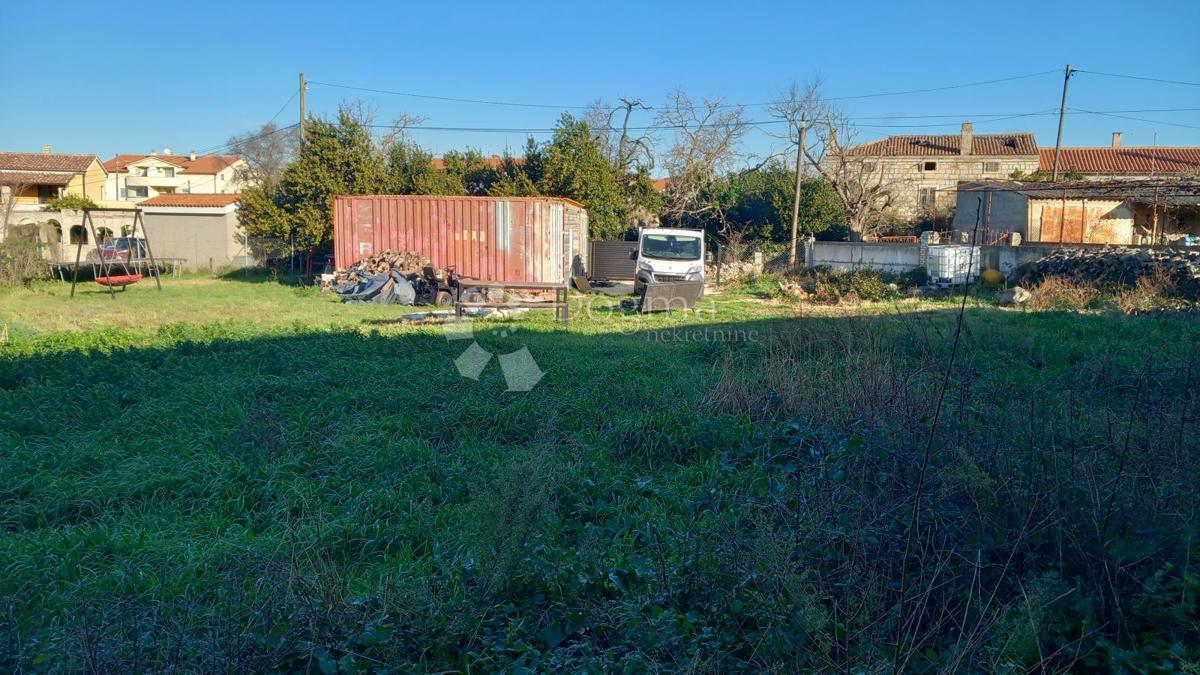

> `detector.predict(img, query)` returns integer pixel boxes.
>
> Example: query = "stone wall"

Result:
[871,154,1041,220]
[805,240,922,273]
[5,207,136,261]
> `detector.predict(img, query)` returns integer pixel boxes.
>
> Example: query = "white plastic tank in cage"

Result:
[926,245,981,287]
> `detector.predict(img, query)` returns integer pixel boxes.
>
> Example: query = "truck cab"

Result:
[630,227,705,295]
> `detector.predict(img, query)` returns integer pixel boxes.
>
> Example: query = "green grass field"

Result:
[1,275,1197,672]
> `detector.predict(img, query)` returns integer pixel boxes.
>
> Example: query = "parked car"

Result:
[96,236,150,262]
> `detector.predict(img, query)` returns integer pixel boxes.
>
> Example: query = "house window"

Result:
[37,185,60,203]
[135,167,148,176]
[983,161,1000,172]
[923,161,938,172]
[162,167,175,177]
[96,227,113,244]
[128,186,148,198]
[69,225,88,245]
[918,187,937,209]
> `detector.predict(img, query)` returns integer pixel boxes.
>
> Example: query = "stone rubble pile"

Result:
[1017,247,1200,298]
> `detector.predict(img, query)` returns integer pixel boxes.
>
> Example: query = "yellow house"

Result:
[0,149,108,205]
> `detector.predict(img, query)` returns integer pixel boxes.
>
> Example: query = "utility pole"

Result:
[788,115,808,269]
[299,72,307,144]
[1050,64,1076,182]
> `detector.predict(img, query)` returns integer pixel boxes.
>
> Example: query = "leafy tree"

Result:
[239,109,388,248]
[537,114,632,239]
[386,142,462,195]
[41,194,99,212]
[701,163,845,242]
[518,114,664,239]
[488,153,539,197]
[439,150,499,195]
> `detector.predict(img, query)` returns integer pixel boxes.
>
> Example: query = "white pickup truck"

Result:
[630,227,705,295]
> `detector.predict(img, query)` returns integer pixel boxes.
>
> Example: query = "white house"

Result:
[103,149,251,203]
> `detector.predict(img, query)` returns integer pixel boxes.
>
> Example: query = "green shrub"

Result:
[41,194,99,211]
[0,224,47,284]
[776,266,922,303]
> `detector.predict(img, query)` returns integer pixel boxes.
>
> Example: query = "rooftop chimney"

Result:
[189,149,197,161]
[42,144,51,154]
[163,147,172,155]
[150,148,158,156]
[960,122,974,156]
[1112,132,1123,149]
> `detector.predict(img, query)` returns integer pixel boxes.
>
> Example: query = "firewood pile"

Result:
[1016,247,1200,298]
[330,250,441,285]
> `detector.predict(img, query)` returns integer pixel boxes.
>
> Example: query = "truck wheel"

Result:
[435,290,454,307]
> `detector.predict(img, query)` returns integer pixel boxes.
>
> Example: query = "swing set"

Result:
[69,208,164,298]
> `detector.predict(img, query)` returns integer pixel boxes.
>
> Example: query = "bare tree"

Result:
[656,90,747,226]
[227,122,298,187]
[0,179,32,238]
[585,98,655,174]
[374,112,427,157]
[773,79,897,241]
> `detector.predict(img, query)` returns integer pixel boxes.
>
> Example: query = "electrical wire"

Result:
[309,80,592,110]
[1077,70,1200,88]
[266,89,300,126]
[363,110,1057,135]
[1069,108,1200,131]
[309,69,1061,112]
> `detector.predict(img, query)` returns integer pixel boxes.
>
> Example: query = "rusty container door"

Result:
[332,195,576,283]
[1061,205,1085,243]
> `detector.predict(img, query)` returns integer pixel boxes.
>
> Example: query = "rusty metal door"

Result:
[1040,205,1063,242]
[1062,205,1085,243]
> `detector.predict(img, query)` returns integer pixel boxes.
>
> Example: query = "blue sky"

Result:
[2,0,1197,172]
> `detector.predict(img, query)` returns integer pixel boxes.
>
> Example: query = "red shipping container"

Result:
[332,195,589,284]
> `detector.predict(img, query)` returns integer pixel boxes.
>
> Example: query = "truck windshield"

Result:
[642,234,701,261]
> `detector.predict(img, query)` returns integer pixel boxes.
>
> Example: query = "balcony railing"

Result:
[125,174,184,188]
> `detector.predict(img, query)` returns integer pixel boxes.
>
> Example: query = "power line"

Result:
[1070,108,1200,131]
[267,89,300,126]
[365,110,1061,135]
[309,80,593,110]
[824,70,1059,102]
[196,123,300,157]
[310,69,1061,112]
[68,123,302,195]
[1077,70,1200,87]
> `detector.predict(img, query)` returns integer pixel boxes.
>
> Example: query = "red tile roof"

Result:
[104,154,242,175]
[846,133,1038,157]
[0,170,75,186]
[1038,147,1200,175]
[0,152,99,173]
[139,193,241,207]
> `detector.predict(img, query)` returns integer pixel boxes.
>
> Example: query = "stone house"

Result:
[841,123,1041,221]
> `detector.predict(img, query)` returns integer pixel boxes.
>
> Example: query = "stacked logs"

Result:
[330,250,440,286]
[1016,247,1200,298]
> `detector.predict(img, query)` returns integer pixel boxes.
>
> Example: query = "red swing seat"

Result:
[96,273,143,287]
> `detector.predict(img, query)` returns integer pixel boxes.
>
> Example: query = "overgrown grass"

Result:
[1,276,1197,671]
